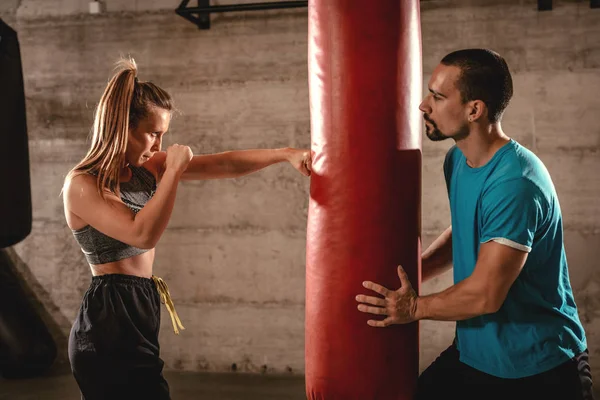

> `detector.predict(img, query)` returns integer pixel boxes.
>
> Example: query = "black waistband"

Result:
[91,273,155,288]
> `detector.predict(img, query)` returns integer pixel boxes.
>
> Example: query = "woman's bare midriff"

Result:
[65,180,157,279]
[89,249,155,279]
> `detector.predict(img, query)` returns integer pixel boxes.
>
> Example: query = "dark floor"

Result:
[2,370,598,399]
[0,370,307,400]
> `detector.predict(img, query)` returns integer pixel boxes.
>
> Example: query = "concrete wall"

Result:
[3,0,599,380]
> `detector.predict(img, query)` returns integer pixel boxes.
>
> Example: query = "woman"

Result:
[62,57,311,400]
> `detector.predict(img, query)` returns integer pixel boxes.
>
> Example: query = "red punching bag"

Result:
[305,1,422,399]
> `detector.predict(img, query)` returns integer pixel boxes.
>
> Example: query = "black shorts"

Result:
[417,341,594,400]
[68,274,170,400]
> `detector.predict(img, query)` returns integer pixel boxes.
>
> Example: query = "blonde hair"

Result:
[65,57,173,197]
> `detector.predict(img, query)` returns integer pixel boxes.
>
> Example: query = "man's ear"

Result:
[468,100,486,122]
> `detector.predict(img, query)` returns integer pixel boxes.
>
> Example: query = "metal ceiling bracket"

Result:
[176,0,211,29]
[175,0,308,30]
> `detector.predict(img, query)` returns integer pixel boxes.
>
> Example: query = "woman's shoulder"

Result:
[63,170,101,200]
[65,169,96,186]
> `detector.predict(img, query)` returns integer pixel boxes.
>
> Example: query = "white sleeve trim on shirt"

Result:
[482,237,532,253]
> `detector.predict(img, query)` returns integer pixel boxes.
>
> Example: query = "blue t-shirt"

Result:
[444,139,587,379]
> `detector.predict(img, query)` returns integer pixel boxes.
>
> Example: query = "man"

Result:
[355,49,594,399]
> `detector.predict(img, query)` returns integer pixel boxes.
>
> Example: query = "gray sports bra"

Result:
[71,165,157,265]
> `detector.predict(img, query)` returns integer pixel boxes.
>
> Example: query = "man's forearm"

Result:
[415,277,497,321]
[422,226,453,282]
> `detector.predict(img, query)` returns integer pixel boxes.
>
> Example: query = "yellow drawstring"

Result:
[152,275,185,335]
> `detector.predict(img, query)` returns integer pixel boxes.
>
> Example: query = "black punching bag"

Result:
[0,19,56,379]
[0,18,32,248]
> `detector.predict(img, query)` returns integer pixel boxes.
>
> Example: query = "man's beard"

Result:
[424,115,469,142]
[424,115,448,141]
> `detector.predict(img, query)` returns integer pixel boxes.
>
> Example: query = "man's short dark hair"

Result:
[441,49,513,123]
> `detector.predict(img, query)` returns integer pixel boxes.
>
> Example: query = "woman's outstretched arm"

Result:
[147,147,312,181]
